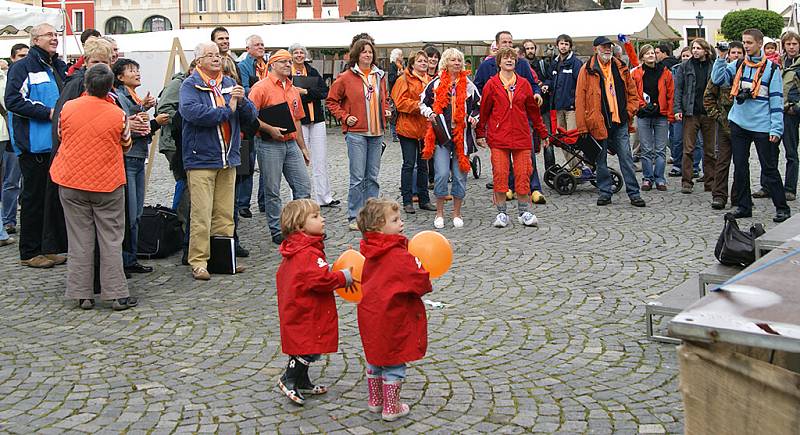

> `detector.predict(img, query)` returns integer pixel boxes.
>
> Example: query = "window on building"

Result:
[143,15,173,32]
[72,10,84,33]
[686,27,706,47]
[226,0,236,11]
[197,0,207,12]
[105,16,132,34]
[256,0,268,10]
[298,0,311,6]
[322,0,337,5]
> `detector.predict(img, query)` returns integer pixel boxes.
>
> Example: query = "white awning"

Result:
[0,7,678,56]
[0,0,64,35]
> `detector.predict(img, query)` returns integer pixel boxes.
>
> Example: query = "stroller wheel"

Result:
[610,169,623,193]
[554,172,577,195]
[543,164,562,189]
[471,155,481,179]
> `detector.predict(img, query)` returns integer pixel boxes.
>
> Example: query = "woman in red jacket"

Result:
[476,47,549,228]
[630,44,675,191]
[356,198,432,421]
[276,199,353,406]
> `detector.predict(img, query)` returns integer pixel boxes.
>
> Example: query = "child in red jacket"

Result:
[276,199,353,406]
[356,198,433,421]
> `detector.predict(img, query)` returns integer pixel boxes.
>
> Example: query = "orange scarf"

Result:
[731,57,767,99]
[255,57,268,81]
[293,63,315,122]
[357,67,382,136]
[498,72,517,107]
[125,85,143,106]
[197,68,232,148]
[423,70,471,173]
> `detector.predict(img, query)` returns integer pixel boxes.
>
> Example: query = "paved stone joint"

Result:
[0,131,795,433]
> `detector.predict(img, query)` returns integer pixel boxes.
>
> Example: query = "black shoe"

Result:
[296,360,328,395]
[235,245,250,258]
[112,297,138,311]
[4,224,15,234]
[485,182,494,190]
[278,357,306,405]
[597,197,612,206]
[774,210,791,223]
[752,189,770,199]
[79,299,95,310]
[181,250,189,266]
[668,169,681,177]
[320,199,341,207]
[403,204,416,214]
[418,202,437,211]
[630,197,646,207]
[729,208,752,219]
[124,263,153,274]
[272,234,284,245]
[711,197,726,210]
[124,270,132,279]
[239,208,253,218]
[259,206,266,213]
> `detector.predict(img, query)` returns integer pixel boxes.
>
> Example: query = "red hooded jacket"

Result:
[358,232,432,366]
[277,232,346,356]
[476,73,549,150]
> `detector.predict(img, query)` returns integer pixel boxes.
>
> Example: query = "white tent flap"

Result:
[0,0,64,35]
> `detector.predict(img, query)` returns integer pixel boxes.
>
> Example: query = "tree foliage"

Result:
[720,9,784,41]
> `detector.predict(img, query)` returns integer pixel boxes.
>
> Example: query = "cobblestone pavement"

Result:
[1,130,796,434]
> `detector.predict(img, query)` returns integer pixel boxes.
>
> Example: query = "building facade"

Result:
[180,0,282,28]
[95,0,179,35]
[283,0,360,21]
[42,0,95,35]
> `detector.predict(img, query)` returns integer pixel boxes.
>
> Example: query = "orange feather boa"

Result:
[423,70,472,173]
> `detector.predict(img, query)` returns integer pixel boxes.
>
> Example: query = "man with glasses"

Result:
[4,23,67,268]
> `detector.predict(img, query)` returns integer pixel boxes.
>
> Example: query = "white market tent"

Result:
[0,0,63,35]
[0,6,677,56]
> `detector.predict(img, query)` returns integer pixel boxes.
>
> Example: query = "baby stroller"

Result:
[543,128,623,195]
[468,129,481,179]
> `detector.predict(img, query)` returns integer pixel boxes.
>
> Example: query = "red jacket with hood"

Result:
[358,232,432,366]
[277,232,347,356]
[476,73,549,150]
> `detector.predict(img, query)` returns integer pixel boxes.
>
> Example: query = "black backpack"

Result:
[137,205,184,259]
[714,213,765,267]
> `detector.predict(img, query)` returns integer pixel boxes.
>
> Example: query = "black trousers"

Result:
[17,153,49,260]
[730,122,789,214]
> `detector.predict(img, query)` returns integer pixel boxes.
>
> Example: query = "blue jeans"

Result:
[597,123,640,199]
[345,133,382,220]
[2,150,21,226]
[638,116,669,185]
[0,204,8,241]
[236,145,261,210]
[433,143,467,199]
[123,157,145,266]
[399,136,430,205]
[367,363,406,382]
[254,137,311,238]
[669,121,702,172]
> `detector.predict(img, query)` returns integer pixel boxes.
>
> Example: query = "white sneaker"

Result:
[452,217,464,228]
[434,216,445,229]
[492,213,509,228]
[518,212,538,227]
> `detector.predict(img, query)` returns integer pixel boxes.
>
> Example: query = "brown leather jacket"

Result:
[575,55,639,140]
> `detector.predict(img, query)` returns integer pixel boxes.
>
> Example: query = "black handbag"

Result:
[714,214,765,267]
[637,102,660,118]
[137,205,184,259]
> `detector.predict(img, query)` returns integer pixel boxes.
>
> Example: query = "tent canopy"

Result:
[0,6,677,55]
[0,0,63,35]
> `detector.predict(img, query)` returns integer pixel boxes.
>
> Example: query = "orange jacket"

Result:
[575,55,639,141]
[630,64,675,122]
[390,69,430,139]
[326,66,389,134]
[50,95,129,192]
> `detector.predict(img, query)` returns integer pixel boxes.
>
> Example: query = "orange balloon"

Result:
[332,249,364,303]
[408,231,453,278]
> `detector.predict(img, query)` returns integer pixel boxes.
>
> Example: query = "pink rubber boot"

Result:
[381,380,410,421]
[367,372,383,413]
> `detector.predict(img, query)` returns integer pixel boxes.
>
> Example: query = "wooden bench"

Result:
[698,263,743,296]
[645,279,700,344]
[754,213,800,259]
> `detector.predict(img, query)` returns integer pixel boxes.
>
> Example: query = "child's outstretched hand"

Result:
[344,267,359,293]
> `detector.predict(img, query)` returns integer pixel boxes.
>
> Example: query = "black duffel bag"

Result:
[714,213,765,267]
[137,205,183,259]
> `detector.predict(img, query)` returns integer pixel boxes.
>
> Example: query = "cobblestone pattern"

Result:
[0,130,796,434]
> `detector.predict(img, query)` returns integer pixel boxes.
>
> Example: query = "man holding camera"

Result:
[711,28,790,222]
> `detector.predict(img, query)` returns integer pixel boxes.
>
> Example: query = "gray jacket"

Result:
[673,58,713,117]
[156,72,187,154]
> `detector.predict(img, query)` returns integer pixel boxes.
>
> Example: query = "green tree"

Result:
[720,9,784,41]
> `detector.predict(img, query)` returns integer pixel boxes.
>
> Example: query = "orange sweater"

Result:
[51,95,129,192]
[390,70,430,139]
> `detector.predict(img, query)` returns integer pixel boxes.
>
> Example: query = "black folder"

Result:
[291,75,317,91]
[258,102,297,134]
[208,236,237,274]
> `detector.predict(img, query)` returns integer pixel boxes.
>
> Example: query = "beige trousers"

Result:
[187,167,236,269]
[556,110,578,169]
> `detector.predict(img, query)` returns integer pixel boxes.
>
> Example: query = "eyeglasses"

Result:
[201,53,222,59]
[34,32,57,39]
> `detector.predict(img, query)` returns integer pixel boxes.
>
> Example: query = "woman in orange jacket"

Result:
[390,50,436,214]
[631,44,675,191]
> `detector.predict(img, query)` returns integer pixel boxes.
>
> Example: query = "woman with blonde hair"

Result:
[420,48,480,229]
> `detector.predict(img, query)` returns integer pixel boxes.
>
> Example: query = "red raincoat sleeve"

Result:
[401,251,433,297]
[301,251,347,293]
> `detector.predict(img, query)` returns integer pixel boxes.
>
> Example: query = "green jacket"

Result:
[156,72,187,153]
[703,79,733,134]
[782,55,800,111]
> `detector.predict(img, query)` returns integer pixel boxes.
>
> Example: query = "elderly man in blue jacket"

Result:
[180,41,257,281]
[4,23,67,269]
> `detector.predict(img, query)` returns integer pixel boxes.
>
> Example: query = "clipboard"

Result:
[258,102,297,134]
